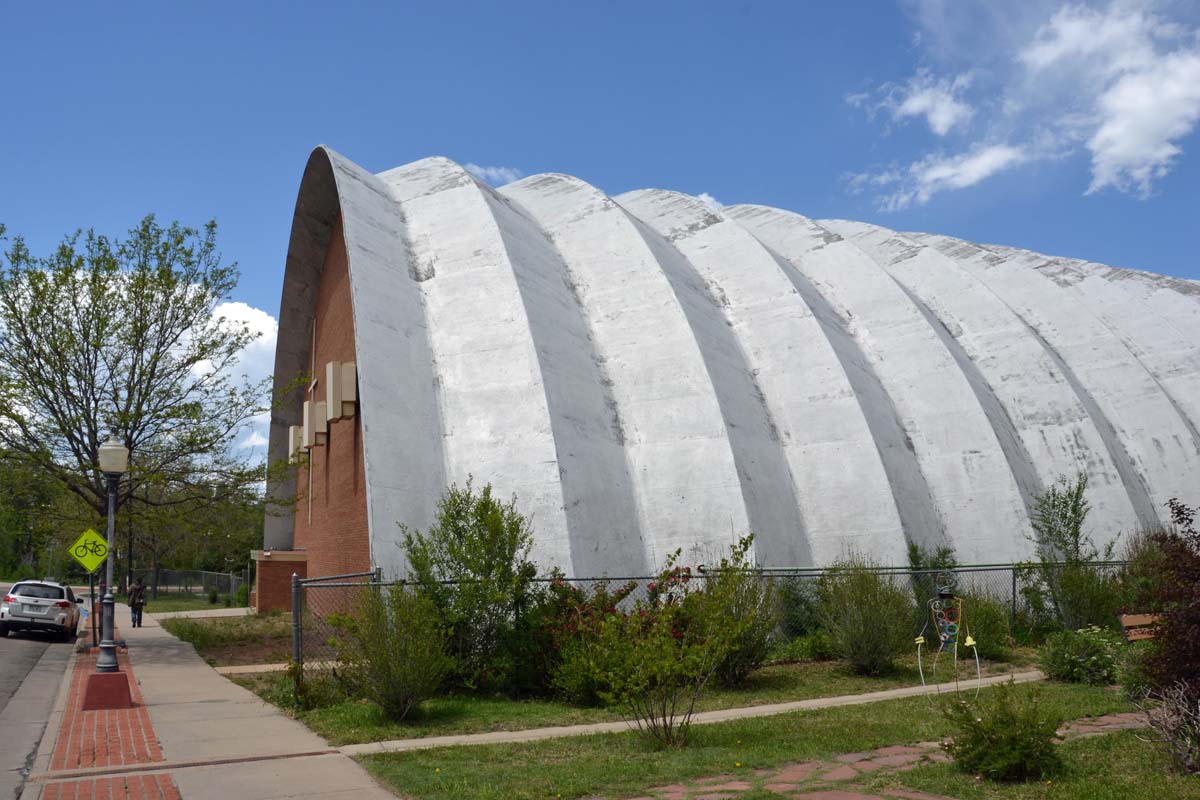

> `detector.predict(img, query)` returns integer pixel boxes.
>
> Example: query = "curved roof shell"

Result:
[266,147,1200,577]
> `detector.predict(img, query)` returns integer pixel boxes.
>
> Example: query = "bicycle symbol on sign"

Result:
[74,540,108,559]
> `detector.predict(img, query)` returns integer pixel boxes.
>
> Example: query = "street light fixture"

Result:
[96,435,128,674]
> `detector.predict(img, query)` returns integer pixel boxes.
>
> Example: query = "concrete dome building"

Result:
[254,146,1200,600]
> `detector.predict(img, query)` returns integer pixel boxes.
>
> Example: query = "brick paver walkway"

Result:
[624,711,1147,800]
[50,646,163,770]
[37,629,183,800]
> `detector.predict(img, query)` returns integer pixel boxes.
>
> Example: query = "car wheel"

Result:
[0,625,8,638]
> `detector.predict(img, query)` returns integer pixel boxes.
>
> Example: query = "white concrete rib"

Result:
[620,191,911,567]
[324,150,449,579]
[499,174,748,571]
[913,233,1197,524]
[614,190,807,567]
[378,158,574,572]
[725,206,943,560]
[983,244,1200,459]
[733,209,1026,563]
[830,223,1144,550]
[476,181,648,577]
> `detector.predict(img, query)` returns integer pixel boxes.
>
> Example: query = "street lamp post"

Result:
[96,435,128,674]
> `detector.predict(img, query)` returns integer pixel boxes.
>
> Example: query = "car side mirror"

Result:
[75,598,84,604]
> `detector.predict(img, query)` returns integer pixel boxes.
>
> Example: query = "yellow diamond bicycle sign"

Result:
[69,528,109,574]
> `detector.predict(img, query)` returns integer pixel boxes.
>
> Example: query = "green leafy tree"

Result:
[0,217,267,566]
[0,451,64,575]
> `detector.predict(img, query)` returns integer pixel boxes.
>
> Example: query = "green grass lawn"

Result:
[231,651,1036,745]
[357,682,1133,800]
[162,611,290,666]
[119,592,246,613]
[865,728,1200,800]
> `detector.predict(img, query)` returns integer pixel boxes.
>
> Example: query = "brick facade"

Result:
[291,216,372,581]
[251,553,307,613]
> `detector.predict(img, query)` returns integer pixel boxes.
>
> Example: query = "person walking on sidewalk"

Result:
[128,578,147,628]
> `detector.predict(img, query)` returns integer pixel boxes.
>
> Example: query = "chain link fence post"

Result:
[291,572,303,706]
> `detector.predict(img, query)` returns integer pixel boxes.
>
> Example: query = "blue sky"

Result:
[3,0,1199,401]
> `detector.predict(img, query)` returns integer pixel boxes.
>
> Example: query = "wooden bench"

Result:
[1119,613,1161,642]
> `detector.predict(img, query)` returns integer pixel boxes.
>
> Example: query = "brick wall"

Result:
[252,557,307,613]
[291,216,372,580]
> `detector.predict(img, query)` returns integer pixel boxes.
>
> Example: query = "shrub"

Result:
[907,542,958,611]
[771,631,836,662]
[1119,642,1153,700]
[207,588,219,605]
[234,583,250,607]
[776,576,821,639]
[701,536,777,687]
[1023,473,1122,631]
[943,679,1063,781]
[1140,499,1200,705]
[960,592,1013,662]
[817,553,913,675]
[1039,626,1120,685]
[544,577,638,705]
[1137,680,1200,775]
[329,585,451,721]
[593,560,733,748]
[569,547,745,747]
[402,478,538,693]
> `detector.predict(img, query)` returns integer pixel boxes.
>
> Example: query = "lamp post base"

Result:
[81,671,132,710]
[96,590,119,673]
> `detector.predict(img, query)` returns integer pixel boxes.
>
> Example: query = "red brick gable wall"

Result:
[292,216,371,579]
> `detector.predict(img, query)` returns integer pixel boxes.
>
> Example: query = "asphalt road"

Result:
[0,635,54,715]
[0,630,73,799]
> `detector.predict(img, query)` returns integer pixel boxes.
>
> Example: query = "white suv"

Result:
[0,580,83,642]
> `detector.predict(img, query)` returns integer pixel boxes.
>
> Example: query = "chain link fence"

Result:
[289,561,1127,701]
[132,568,247,598]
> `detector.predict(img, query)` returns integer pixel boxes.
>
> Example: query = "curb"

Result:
[19,636,82,800]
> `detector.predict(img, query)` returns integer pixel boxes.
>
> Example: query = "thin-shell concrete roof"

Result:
[266,146,1200,577]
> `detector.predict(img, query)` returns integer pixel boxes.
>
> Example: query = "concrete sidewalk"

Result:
[340,669,1047,756]
[27,603,394,800]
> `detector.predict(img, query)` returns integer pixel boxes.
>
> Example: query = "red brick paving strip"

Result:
[43,631,182,799]
[51,646,162,770]
[41,774,180,800]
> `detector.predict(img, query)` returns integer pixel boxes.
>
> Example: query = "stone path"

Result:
[618,711,1147,800]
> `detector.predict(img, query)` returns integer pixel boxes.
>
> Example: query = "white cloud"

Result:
[239,430,269,450]
[849,69,975,135]
[194,301,277,457]
[213,301,277,382]
[696,192,723,209]
[1017,3,1200,196]
[855,143,1029,211]
[464,163,524,185]
[851,1,1200,205]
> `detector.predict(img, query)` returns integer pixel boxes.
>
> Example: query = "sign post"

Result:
[68,529,108,649]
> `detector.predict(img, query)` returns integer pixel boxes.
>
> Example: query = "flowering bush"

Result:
[557,548,742,747]
[1038,625,1120,685]
[545,577,637,705]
